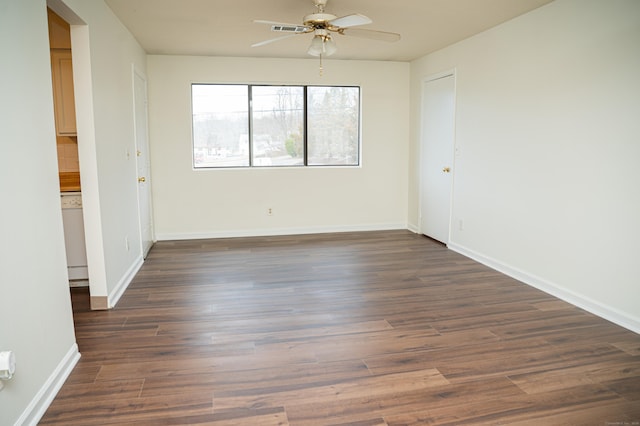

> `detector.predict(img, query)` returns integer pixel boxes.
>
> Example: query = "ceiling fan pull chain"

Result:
[319,54,324,76]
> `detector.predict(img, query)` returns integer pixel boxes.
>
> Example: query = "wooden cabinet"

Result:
[51,49,77,135]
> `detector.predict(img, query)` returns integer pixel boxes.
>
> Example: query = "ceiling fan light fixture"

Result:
[307,35,337,57]
[324,37,337,56]
[307,36,323,56]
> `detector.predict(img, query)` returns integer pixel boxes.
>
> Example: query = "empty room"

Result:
[1,0,639,424]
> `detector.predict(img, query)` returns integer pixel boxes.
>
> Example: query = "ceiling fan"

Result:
[252,0,401,58]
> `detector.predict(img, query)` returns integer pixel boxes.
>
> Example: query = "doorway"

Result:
[48,7,89,287]
[419,72,456,244]
[47,1,111,309]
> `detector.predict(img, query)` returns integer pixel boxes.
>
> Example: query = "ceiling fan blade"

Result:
[329,14,372,28]
[254,20,311,33]
[339,28,401,42]
[254,19,299,27]
[251,34,297,48]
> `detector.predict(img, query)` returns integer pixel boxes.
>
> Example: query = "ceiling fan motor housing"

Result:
[303,13,338,28]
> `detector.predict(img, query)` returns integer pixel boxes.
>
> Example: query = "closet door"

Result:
[420,74,455,244]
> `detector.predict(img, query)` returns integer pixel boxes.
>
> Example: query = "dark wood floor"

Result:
[41,230,640,425]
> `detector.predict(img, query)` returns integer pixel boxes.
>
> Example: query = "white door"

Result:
[133,68,154,257]
[420,74,455,244]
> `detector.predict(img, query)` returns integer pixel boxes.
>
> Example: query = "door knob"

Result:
[442,167,451,173]
[138,176,146,183]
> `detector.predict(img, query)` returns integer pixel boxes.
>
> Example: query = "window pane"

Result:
[307,86,360,166]
[251,86,304,167]
[192,84,249,168]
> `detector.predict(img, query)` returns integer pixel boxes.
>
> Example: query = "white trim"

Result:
[407,223,420,234]
[68,22,111,306]
[448,242,640,335]
[155,223,407,241]
[108,255,144,308]
[423,69,456,84]
[16,344,80,426]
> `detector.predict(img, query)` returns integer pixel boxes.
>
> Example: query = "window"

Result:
[192,84,360,168]
[252,86,304,167]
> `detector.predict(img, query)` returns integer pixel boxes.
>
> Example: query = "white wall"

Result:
[148,56,410,239]
[0,1,78,424]
[410,0,640,331]
[54,0,148,305]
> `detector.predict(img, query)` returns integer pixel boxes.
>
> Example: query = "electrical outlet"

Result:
[125,236,130,251]
[267,208,273,216]
[458,220,464,231]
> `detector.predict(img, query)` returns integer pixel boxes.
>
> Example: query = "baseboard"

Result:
[406,223,420,234]
[155,223,408,241]
[16,344,80,426]
[448,242,640,335]
[108,255,143,308]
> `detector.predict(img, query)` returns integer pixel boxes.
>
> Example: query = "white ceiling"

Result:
[104,0,553,62]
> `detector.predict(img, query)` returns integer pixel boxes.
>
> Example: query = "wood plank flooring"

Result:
[41,230,640,425]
